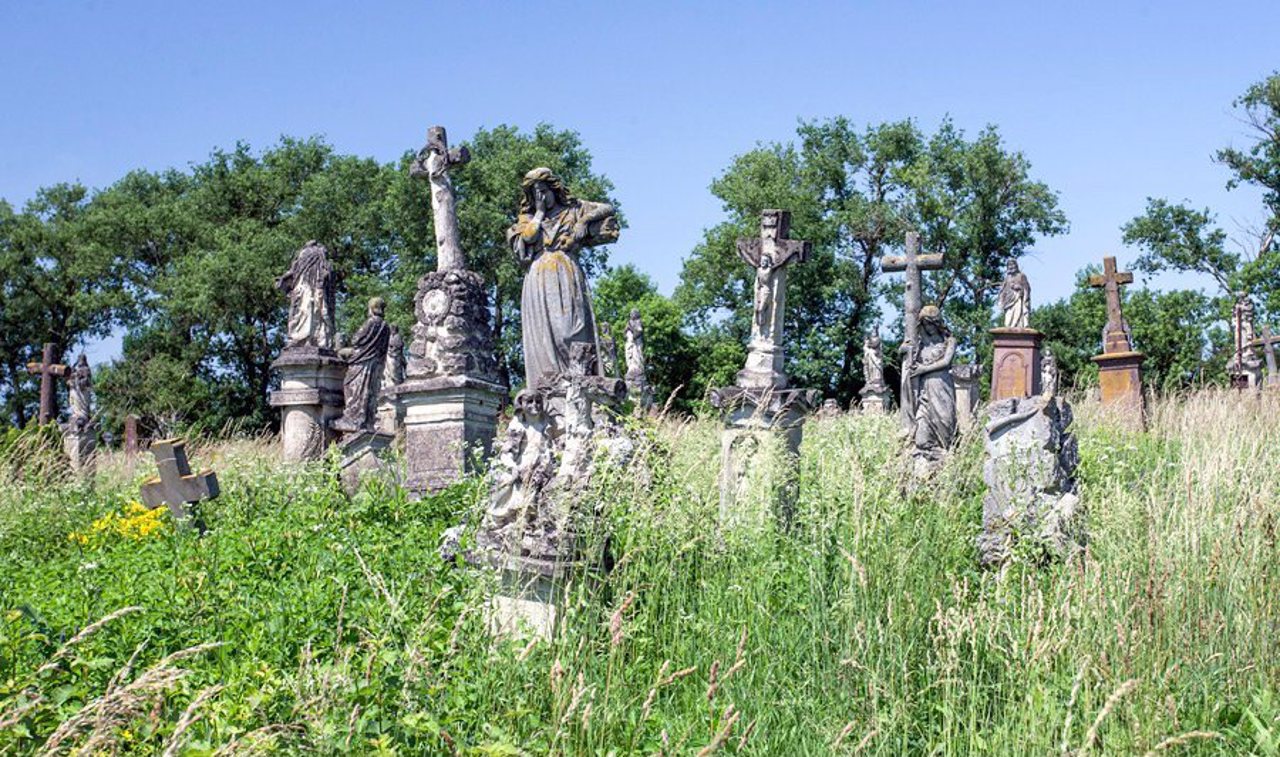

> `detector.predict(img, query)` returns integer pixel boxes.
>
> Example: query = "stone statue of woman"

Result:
[507,167,619,387]
[998,259,1031,329]
[276,240,337,351]
[333,298,391,433]
[908,305,957,471]
[67,354,94,433]
[862,332,885,390]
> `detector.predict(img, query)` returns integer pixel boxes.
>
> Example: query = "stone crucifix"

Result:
[410,125,471,272]
[734,209,811,389]
[1088,256,1136,354]
[25,342,68,424]
[881,232,943,425]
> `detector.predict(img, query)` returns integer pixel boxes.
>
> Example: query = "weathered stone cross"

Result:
[734,209,811,389]
[25,342,68,424]
[410,125,471,272]
[881,232,943,424]
[1088,256,1136,353]
[140,439,219,529]
[1257,325,1280,386]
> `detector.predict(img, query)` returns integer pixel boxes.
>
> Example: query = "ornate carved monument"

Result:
[269,241,345,462]
[333,298,396,492]
[859,331,891,413]
[1088,256,1145,425]
[711,210,818,529]
[384,125,506,497]
[1228,291,1263,390]
[990,259,1044,401]
[62,354,97,473]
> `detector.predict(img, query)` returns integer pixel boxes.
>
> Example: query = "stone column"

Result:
[269,347,346,463]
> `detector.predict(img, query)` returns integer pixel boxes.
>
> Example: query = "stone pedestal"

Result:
[63,428,97,474]
[385,376,504,497]
[1228,363,1263,392]
[1091,350,1145,426]
[952,364,983,432]
[711,386,817,531]
[269,347,346,463]
[991,328,1043,401]
[859,385,891,414]
[482,560,573,641]
[338,429,396,494]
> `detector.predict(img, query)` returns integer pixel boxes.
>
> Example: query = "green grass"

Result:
[1,390,1278,755]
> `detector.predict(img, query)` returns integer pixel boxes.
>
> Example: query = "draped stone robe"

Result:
[278,244,336,349]
[911,331,957,459]
[338,315,391,431]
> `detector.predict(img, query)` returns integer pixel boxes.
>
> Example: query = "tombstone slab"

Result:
[269,347,346,463]
[990,328,1043,401]
[338,429,397,494]
[1088,256,1145,426]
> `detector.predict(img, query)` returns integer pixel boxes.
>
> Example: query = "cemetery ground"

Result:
[1,391,1277,755]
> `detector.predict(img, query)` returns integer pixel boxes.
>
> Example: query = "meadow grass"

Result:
[0,389,1277,755]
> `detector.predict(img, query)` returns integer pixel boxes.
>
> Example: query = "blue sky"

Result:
[3,0,1276,360]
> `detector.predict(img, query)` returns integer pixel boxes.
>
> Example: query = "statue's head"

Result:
[520,167,574,214]
[514,389,545,420]
[368,297,386,317]
[919,304,950,336]
[75,353,89,368]
[1006,259,1020,275]
[630,308,641,321]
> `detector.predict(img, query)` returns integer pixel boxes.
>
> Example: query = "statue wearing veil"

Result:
[998,260,1031,329]
[276,240,337,351]
[507,167,619,387]
[908,305,957,465]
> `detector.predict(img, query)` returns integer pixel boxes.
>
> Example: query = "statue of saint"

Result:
[507,167,618,387]
[384,325,406,388]
[998,259,1031,329]
[908,305,957,461]
[333,298,392,433]
[67,354,94,433]
[1232,291,1261,371]
[276,240,337,350]
[1041,348,1060,397]
[862,331,886,390]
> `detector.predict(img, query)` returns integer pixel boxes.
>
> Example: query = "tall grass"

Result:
[0,390,1277,754]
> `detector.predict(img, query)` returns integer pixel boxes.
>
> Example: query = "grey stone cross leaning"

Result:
[140,439,219,529]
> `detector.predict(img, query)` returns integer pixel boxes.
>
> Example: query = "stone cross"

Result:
[25,342,68,424]
[140,439,219,529]
[1257,325,1280,386]
[410,125,471,272]
[882,232,943,425]
[734,209,810,389]
[1088,256,1136,353]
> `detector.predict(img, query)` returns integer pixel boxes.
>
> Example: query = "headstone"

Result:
[1252,325,1280,390]
[882,233,944,429]
[25,343,67,425]
[711,210,818,528]
[817,398,843,418]
[1087,256,1145,426]
[332,297,395,493]
[624,309,654,412]
[991,259,1044,401]
[269,241,345,462]
[952,363,982,432]
[906,305,957,478]
[386,125,505,497]
[858,331,891,413]
[1228,292,1263,391]
[60,354,97,474]
[139,439,219,531]
[977,358,1084,567]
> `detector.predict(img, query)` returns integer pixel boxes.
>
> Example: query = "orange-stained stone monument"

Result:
[991,328,1043,400]
[1088,256,1145,425]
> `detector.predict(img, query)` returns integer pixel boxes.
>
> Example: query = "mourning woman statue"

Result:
[275,240,337,351]
[333,297,391,433]
[908,305,957,467]
[998,259,1031,329]
[67,354,94,433]
[507,167,619,387]
[862,331,885,390]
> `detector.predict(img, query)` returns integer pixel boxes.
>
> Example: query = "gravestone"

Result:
[952,363,983,432]
[712,210,817,529]
[269,241,345,462]
[818,398,843,419]
[859,332,891,413]
[991,260,1043,401]
[1252,325,1280,390]
[25,343,66,425]
[906,306,958,478]
[124,415,140,469]
[1088,256,1145,426]
[385,125,505,497]
[61,354,97,474]
[140,439,219,531]
[882,233,944,429]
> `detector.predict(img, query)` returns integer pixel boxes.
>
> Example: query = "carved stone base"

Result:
[1091,350,1145,428]
[63,429,97,475]
[1228,363,1263,392]
[338,429,396,494]
[269,347,346,463]
[480,562,577,641]
[407,270,500,383]
[859,386,891,414]
[991,328,1043,401]
[384,375,505,497]
[711,386,818,531]
[952,364,983,432]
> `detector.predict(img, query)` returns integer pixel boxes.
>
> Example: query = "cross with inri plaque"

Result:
[140,439,219,530]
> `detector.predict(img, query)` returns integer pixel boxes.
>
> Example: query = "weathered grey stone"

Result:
[734,210,810,390]
[712,387,817,530]
[270,347,345,463]
[1253,325,1280,389]
[624,309,654,412]
[952,363,982,433]
[60,354,97,474]
[977,395,1084,567]
[881,232,944,430]
[410,125,471,273]
[338,429,397,495]
[140,439,218,530]
[997,259,1031,329]
[275,240,337,351]
[508,167,619,387]
[386,376,504,496]
[907,306,957,478]
[817,398,843,418]
[597,322,618,377]
[1229,291,1263,391]
[333,298,392,434]
[377,326,406,436]
[862,331,887,393]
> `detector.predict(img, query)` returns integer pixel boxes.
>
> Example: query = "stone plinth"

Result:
[859,385,891,414]
[384,375,504,497]
[338,429,396,494]
[991,328,1043,401]
[63,429,97,474]
[269,347,346,463]
[952,364,983,432]
[481,558,575,642]
[1091,350,1145,426]
[711,386,818,531]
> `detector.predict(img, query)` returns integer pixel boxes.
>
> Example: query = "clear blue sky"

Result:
[3,0,1276,360]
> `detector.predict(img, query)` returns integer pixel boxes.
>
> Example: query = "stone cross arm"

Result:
[140,439,219,528]
[410,125,470,178]
[1087,257,1134,289]
[735,209,810,268]
[881,232,944,274]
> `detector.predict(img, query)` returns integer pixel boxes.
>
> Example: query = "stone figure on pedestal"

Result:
[333,298,392,433]
[908,305,957,475]
[384,326,406,388]
[624,309,653,411]
[734,210,809,389]
[1229,291,1263,388]
[477,389,557,559]
[597,323,618,377]
[508,167,619,387]
[275,240,337,351]
[859,331,891,413]
[998,259,1031,329]
[62,354,97,472]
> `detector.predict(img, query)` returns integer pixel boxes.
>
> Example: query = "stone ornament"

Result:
[140,439,219,531]
[907,305,957,477]
[997,259,1031,329]
[275,240,337,352]
[333,298,392,434]
[862,332,886,391]
[508,167,619,387]
[1229,291,1263,389]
